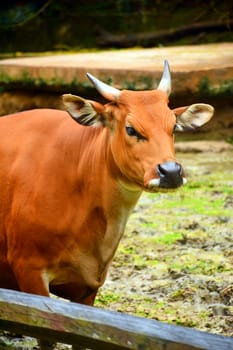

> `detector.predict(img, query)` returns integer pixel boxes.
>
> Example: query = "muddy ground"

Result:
[0,143,232,349]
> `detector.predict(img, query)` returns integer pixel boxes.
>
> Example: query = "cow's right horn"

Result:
[157,60,172,96]
[86,73,121,101]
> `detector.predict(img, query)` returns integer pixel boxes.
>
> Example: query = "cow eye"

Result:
[126,126,145,141]
[126,126,137,136]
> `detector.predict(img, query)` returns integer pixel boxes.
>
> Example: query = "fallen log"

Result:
[97,20,233,48]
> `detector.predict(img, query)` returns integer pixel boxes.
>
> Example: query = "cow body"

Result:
[0,63,214,306]
[0,108,140,303]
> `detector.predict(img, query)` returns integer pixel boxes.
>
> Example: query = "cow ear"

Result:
[173,103,214,132]
[62,94,105,127]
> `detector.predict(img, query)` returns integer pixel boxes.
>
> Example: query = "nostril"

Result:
[157,164,167,177]
[178,164,182,176]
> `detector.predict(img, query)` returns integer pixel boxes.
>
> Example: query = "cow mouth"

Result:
[147,177,187,192]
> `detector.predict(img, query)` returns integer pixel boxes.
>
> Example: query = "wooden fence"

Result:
[0,288,232,350]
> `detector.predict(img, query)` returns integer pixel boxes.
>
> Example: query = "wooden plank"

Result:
[0,289,232,350]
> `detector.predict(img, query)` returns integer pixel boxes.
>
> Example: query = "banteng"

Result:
[0,61,214,306]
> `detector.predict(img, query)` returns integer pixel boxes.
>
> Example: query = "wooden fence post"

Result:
[0,288,232,350]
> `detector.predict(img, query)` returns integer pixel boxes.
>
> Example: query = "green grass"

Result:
[95,291,121,306]
[153,232,184,244]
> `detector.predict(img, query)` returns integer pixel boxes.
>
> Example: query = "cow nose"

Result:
[157,161,183,188]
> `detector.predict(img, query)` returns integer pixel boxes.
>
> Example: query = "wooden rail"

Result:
[0,288,232,350]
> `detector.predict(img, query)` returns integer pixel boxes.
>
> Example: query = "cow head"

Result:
[63,61,214,193]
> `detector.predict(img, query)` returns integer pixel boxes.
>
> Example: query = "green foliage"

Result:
[1,68,233,100]
[1,1,232,52]
[0,69,92,94]
[227,136,233,145]
[0,70,157,94]
[198,77,233,98]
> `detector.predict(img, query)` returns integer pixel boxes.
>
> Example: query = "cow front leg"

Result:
[10,264,50,296]
[11,265,57,348]
[71,289,98,350]
[50,284,98,350]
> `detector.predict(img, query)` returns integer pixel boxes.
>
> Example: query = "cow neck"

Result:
[72,125,142,280]
[84,123,141,217]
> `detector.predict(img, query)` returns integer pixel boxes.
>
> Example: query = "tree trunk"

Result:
[97,20,233,48]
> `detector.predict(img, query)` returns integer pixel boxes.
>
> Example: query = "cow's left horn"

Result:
[157,60,171,96]
[86,73,121,101]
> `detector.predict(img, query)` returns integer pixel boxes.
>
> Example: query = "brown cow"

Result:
[0,61,213,310]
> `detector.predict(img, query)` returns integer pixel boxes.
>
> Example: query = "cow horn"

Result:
[157,60,171,96]
[86,73,121,101]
